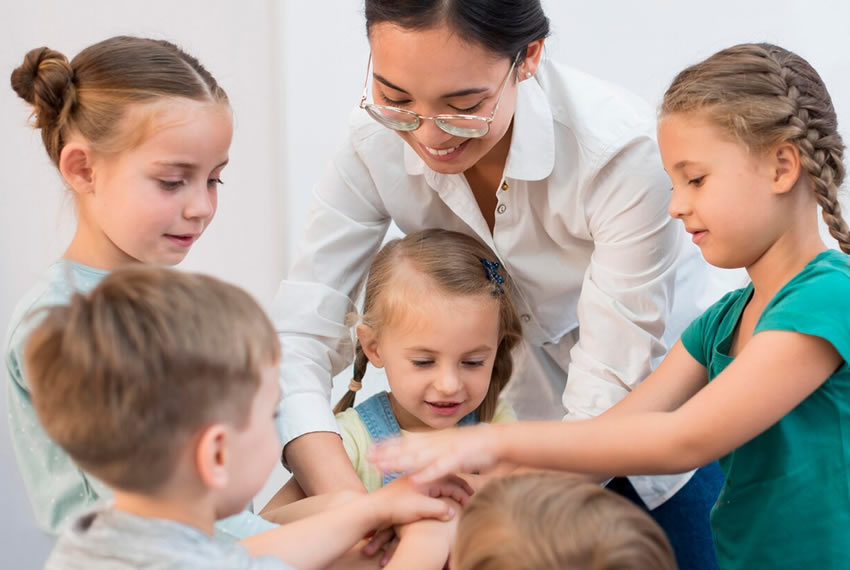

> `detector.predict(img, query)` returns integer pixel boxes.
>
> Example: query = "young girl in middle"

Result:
[333,228,522,491]
[267,228,521,504]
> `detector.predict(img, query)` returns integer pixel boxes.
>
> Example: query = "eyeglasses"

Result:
[359,54,519,138]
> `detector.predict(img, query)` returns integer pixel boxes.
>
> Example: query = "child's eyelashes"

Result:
[410,359,486,367]
[157,177,224,190]
[158,179,186,190]
[688,175,706,187]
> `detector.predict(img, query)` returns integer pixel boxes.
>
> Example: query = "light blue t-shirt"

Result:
[44,507,293,570]
[4,260,276,539]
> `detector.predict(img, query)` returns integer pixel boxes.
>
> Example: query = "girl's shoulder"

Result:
[5,261,107,357]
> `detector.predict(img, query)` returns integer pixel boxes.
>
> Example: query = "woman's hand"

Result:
[369,424,501,484]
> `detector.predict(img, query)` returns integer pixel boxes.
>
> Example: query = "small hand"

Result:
[372,473,473,526]
[369,425,500,484]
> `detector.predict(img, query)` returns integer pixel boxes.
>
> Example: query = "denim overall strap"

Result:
[355,391,479,486]
[457,410,478,426]
[355,392,404,486]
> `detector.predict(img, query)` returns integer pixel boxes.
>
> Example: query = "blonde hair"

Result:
[24,265,279,493]
[10,35,229,167]
[661,42,848,253]
[453,472,677,570]
[334,229,522,422]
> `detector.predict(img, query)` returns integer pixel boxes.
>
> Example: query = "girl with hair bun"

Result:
[4,35,269,539]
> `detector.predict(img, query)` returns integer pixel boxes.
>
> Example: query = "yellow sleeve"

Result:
[334,408,385,492]
[491,397,517,423]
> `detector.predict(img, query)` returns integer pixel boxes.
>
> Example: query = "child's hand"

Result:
[372,474,471,526]
[369,424,500,484]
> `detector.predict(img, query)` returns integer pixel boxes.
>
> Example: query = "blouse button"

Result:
[501,181,509,191]
[521,314,531,323]
[497,204,507,214]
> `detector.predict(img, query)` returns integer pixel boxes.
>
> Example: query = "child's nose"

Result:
[433,367,462,395]
[184,183,215,220]
[668,185,690,219]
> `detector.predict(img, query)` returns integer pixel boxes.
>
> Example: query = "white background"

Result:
[2,1,848,565]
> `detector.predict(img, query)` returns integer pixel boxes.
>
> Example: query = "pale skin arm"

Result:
[240,476,462,570]
[383,501,459,570]
[370,332,841,481]
[284,432,368,496]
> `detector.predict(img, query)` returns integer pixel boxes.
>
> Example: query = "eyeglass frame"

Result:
[358,52,521,138]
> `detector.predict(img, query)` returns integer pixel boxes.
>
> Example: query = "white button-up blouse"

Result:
[272,58,723,508]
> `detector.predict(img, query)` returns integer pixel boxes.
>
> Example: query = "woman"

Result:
[273,1,723,567]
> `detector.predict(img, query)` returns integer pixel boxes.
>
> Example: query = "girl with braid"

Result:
[371,43,850,569]
[265,229,520,510]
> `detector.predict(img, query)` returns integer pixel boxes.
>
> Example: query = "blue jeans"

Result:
[606,463,724,570]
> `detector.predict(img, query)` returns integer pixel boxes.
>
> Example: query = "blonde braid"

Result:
[772,48,850,252]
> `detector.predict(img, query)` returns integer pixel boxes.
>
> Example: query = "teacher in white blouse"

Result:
[273,1,723,568]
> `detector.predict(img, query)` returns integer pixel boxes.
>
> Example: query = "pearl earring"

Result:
[525,72,532,79]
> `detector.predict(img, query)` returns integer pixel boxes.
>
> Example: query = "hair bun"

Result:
[10,46,75,124]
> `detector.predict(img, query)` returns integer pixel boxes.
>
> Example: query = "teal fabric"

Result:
[681,250,850,568]
[5,261,275,540]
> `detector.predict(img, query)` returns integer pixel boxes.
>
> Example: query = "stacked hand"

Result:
[369,424,500,484]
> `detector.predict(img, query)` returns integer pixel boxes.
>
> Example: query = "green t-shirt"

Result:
[681,249,850,569]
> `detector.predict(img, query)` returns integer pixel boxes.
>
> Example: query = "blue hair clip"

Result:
[480,258,505,297]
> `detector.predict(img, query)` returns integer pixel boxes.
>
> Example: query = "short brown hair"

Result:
[24,265,280,493]
[334,229,522,422]
[661,43,848,253]
[10,35,229,167]
[453,472,677,570]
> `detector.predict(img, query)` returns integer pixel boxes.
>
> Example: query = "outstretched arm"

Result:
[241,476,465,570]
[371,332,840,481]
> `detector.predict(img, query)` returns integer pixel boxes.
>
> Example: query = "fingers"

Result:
[363,527,395,557]
[379,536,399,567]
[419,496,456,522]
[424,474,474,506]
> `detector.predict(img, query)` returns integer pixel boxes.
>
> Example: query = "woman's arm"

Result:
[371,330,840,480]
[283,433,367,496]
[273,130,391,495]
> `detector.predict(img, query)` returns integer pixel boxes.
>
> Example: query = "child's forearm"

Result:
[383,516,456,570]
[492,414,705,475]
[261,488,362,525]
[259,476,308,515]
[241,495,383,570]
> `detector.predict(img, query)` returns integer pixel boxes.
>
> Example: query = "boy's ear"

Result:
[771,141,802,195]
[58,141,96,195]
[195,424,230,490]
[356,324,383,368]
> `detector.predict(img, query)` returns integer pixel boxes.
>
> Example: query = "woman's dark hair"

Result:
[365,0,549,61]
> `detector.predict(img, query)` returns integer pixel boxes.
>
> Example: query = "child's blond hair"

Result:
[11,35,229,167]
[334,229,522,422]
[453,472,677,570]
[661,43,847,253]
[24,265,280,493]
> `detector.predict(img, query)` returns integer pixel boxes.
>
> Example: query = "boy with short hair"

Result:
[25,265,460,570]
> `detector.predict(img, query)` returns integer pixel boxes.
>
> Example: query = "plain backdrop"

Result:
[2,1,848,565]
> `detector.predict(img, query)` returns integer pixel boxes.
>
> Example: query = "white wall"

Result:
[2,1,849,566]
